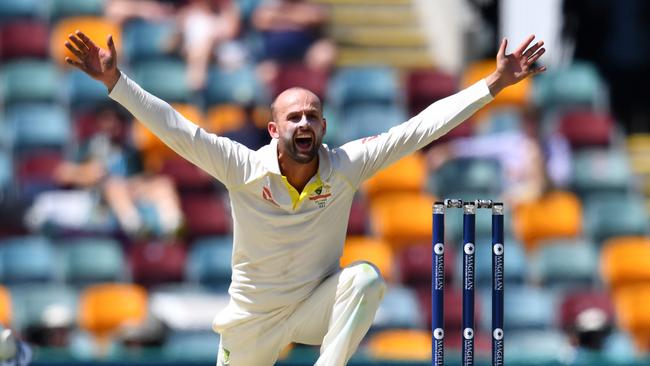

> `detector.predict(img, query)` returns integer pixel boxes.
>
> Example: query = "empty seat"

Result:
[0,0,43,21]
[611,284,650,352]
[513,190,582,252]
[347,195,368,236]
[132,59,189,103]
[205,104,247,134]
[366,329,431,361]
[328,66,399,109]
[0,20,49,60]
[205,66,266,106]
[0,285,11,327]
[362,153,426,200]
[129,240,187,287]
[505,329,572,363]
[600,236,650,290]
[398,241,455,287]
[47,0,104,22]
[159,157,215,192]
[570,149,633,197]
[1,61,60,105]
[430,157,503,199]
[5,103,70,152]
[16,150,63,200]
[9,283,77,331]
[51,16,122,67]
[341,236,394,282]
[66,69,110,110]
[78,283,148,337]
[122,19,175,63]
[337,103,407,143]
[61,237,125,285]
[181,194,231,237]
[470,237,527,288]
[272,63,329,100]
[186,236,233,289]
[499,285,557,330]
[406,68,457,115]
[557,109,615,149]
[583,193,648,245]
[164,330,220,361]
[0,235,56,283]
[369,192,435,250]
[373,285,423,330]
[532,61,606,111]
[531,239,599,288]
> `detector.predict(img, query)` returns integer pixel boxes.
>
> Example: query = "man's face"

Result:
[268,89,326,164]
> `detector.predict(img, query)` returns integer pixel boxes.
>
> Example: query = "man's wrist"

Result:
[104,68,121,93]
[485,71,506,97]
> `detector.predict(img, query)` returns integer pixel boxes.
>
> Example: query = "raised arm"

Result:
[64,31,258,188]
[335,35,547,187]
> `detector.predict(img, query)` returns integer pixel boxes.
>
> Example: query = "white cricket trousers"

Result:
[215,261,386,365]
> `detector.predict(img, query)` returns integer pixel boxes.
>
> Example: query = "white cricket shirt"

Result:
[109,72,493,330]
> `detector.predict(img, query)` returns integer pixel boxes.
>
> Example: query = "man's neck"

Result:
[277,152,319,193]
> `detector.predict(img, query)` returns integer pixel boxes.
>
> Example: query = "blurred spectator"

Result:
[24,305,74,349]
[566,307,613,365]
[51,104,183,238]
[117,316,168,354]
[0,327,32,366]
[105,0,174,25]
[252,0,336,86]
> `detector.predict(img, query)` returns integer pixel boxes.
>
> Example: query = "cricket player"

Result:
[64,30,545,365]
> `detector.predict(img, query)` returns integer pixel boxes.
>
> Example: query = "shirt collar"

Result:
[258,138,333,179]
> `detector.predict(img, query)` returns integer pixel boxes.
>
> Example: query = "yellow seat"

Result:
[132,103,204,172]
[0,286,11,327]
[366,329,431,360]
[206,104,247,134]
[513,190,582,252]
[51,16,121,67]
[611,284,650,352]
[369,192,435,250]
[600,236,650,290]
[341,236,394,282]
[79,283,148,337]
[363,153,426,199]
[462,59,530,121]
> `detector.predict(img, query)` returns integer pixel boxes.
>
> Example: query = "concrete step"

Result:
[332,26,427,47]
[336,46,432,68]
[330,5,416,26]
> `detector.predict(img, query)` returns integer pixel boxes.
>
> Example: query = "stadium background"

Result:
[1,0,650,365]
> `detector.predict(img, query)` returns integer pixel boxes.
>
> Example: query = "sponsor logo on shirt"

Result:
[309,183,332,208]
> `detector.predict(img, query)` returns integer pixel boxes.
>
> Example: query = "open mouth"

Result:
[294,135,314,151]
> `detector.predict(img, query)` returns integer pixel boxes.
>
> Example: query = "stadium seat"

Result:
[0,20,49,60]
[611,284,650,352]
[531,239,599,288]
[338,103,407,143]
[505,329,572,363]
[368,192,435,250]
[429,157,503,199]
[557,109,615,149]
[129,240,187,287]
[205,104,247,134]
[5,103,70,152]
[50,16,122,67]
[272,63,329,100]
[205,65,266,106]
[15,150,63,200]
[559,290,615,332]
[180,194,231,237]
[470,237,527,288]
[158,156,215,192]
[132,59,190,103]
[398,241,455,288]
[0,150,12,194]
[132,103,203,172]
[9,283,77,331]
[532,61,606,111]
[47,0,104,22]
[122,19,176,63]
[65,69,110,110]
[373,285,423,330]
[0,0,43,21]
[570,149,633,197]
[362,153,426,200]
[347,195,369,236]
[78,283,148,337]
[163,330,220,361]
[0,286,11,327]
[498,285,557,330]
[583,193,648,245]
[60,237,126,285]
[341,236,394,282]
[366,329,431,361]
[406,68,457,115]
[0,235,57,284]
[600,236,650,290]
[512,190,582,252]
[186,235,233,289]
[328,66,399,109]
[1,61,60,105]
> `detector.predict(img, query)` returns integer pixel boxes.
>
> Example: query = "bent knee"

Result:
[347,261,386,295]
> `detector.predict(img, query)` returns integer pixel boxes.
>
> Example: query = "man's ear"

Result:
[268,121,279,139]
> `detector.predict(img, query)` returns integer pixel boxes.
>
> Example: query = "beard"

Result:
[280,134,320,164]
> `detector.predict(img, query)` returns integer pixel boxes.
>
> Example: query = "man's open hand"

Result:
[65,30,120,91]
[486,35,547,97]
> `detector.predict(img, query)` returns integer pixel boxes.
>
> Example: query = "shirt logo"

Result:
[262,186,279,207]
[309,183,332,208]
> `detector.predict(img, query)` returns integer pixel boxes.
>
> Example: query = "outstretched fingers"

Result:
[513,34,535,57]
[75,30,98,50]
[65,56,84,70]
[522,40,544,59]
[64,40,85,60]
[68,33,88,54]
[526,47,546,65]
[107,34,117,59]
